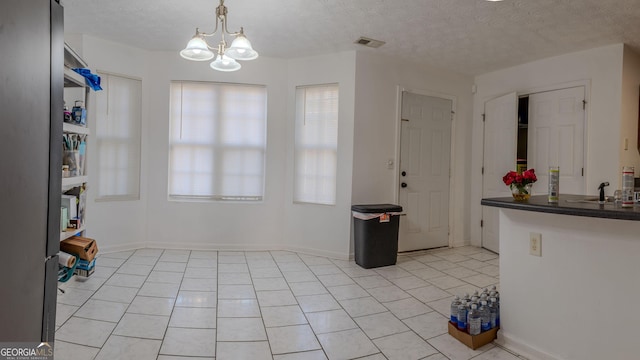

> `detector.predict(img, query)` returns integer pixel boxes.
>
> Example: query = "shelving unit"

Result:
[62,176,88,188]
[63,122,90,135]
[61,43,89,242]
[60,226,86,242]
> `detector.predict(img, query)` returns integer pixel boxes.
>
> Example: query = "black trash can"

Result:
[351,204,403,269]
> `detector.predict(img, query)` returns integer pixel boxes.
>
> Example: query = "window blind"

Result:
[95,72,142,200]
[294,84,339,205]
[169,81,267,201]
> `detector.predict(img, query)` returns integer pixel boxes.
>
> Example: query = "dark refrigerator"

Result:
[0,0,63,344]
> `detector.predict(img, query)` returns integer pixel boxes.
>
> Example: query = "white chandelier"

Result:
[180,0,258,72]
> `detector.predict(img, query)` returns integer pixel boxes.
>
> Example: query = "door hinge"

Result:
[582,100,587,110]
[482,114,485,122]
[481,166,484,175]
[582,168,584,176]
[480,220,484,228]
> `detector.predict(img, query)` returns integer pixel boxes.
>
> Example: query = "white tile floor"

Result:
[56,246,526,360]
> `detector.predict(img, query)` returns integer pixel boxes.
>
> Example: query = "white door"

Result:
[528,87,585,195]
[398,92,452,252]
[482,92,518,253]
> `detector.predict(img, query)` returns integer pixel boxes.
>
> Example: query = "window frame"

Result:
[293,83,339,206]
[95,71,143,202]
[168,80,268,202]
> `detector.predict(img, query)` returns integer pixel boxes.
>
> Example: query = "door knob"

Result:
[401,182,407,188]
[401,171,406,177]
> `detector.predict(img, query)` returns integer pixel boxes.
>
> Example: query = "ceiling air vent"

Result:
[354,36,385,48]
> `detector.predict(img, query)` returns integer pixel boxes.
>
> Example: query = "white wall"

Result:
[619,45,640,174]
[283,52,357,259]
[76,33,361,257]
[71,35,150,252]
[143,51,289,251]
[75,36,475,255]
[471,44,625,247]
[352,52,474,248]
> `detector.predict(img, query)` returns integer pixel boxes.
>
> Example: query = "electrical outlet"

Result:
[529,232,542,256]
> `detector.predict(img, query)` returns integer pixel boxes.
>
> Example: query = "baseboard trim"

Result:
[496,331,559,360]
[99,242,350,260]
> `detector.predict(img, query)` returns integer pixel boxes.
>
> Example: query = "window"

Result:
[294,84,339,205]
[169,81,267,201]
[95,72,142,200]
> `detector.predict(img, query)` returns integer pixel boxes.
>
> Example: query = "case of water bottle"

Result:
[447,288,500,349]
[447,322,498,350]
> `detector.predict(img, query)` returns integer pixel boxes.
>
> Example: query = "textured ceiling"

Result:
[61,0,640,75]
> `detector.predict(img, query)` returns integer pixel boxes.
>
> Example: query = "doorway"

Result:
[481,86,586,253]
[398,91,452,252]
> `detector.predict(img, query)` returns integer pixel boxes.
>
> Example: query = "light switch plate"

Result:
[529,232,542,256]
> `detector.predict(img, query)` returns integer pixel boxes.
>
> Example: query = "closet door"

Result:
[528,87,585,195]
[482,92,517,253]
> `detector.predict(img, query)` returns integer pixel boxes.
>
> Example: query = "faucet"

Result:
[598,182,609,204]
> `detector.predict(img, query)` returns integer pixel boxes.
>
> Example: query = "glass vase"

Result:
[511,183,532,201]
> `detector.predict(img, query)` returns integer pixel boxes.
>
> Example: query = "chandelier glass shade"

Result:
[180,0,258,71]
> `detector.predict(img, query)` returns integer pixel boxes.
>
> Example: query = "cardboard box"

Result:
[448,322,498,350]
[60,236,98,261]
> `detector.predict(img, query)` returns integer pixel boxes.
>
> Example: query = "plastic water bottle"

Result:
[548,166,560,203]
[490,296,500,327]
[489,298,498,329]
[450,296,460,323]
[457,302,468,331]
[471,293,479,303]
[466,301,476,326]
[467,303,482,335]
[622,166,635,208]
[479,300,491,332]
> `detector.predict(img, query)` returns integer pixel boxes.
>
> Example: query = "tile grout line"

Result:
[57,247,502,360]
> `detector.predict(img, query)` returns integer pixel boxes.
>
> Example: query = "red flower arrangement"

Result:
[503,168,537,195]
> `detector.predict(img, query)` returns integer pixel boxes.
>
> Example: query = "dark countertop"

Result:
[481,194,640,221]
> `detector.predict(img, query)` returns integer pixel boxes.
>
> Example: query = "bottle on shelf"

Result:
[72,100,86,126]
[467,303,482,335]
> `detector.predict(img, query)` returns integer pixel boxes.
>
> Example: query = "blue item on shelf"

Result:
[72,68,103,91]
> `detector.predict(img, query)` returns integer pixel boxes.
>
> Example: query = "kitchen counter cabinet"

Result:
[482,195,640,360]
